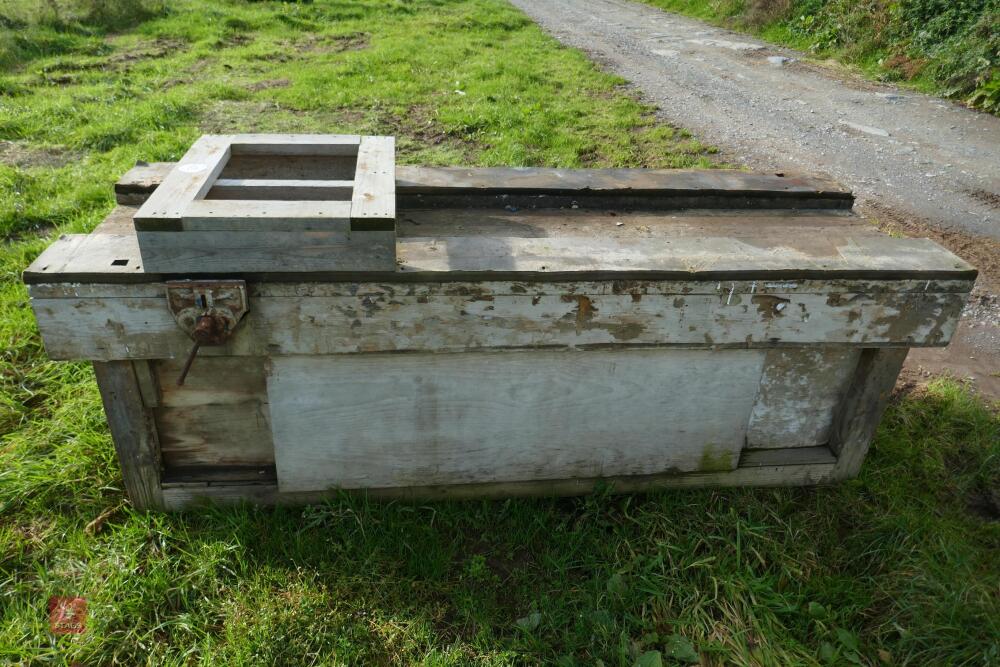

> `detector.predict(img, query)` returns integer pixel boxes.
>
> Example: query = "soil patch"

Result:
[247,78,291,92]
[289,32,369,54]
[0,141,77,169]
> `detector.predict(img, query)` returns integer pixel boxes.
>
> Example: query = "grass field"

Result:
[1,1,998,664]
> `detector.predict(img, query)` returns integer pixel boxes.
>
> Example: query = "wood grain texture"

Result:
[269,349,765,491]
[29,279,967,361]
[154,357,272,469]
[133,230,396,274]
[28,277,976,299]
[24,229,975,285]
[179,200,353,231]
[92,361,164,509]
[829,347,909,479]
[228,134,360,156]
[393,235,975,280]
[747,348,860,449]
[397,166,854,211]
[156,403,273,469]
[351,136,395,225]
[116,163,852,208]
[159,462,838,509]
[207,179,354,201]
[133,135,231,226]
[133,359,160,408]
[739,446,837,467]
[395,166,852,198]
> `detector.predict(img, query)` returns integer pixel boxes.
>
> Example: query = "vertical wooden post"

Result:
[829,347,909,480]
[92,361,164,509]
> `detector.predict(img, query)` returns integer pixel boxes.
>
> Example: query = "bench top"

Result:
[24,165,976,284]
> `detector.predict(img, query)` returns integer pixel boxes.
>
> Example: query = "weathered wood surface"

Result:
[740,446,837,467]
[92,361,163,509]
[110,349,864,476]
[133,136,231,226]
[23,225,976,284]
[153,357,272,469]
[117,163,853,209]
[133,359,160,408]
[28,279,968,361]
[269,349,765,491]
[351,136,395,225]
[27,277,976,298]
[139,230,397,275]
[396,166,851,198]
[172,200,353,232]
[158,461,838,509]
[397,167,853,210]
[747,348,860,449]
[207,179,354,201]
[397,207,870,237]
[829,347,909,479]
[226,134,360,156]
[221,155,358,181]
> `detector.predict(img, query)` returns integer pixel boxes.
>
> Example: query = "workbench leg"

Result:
[93,361,164,510]
[828,348,909,480]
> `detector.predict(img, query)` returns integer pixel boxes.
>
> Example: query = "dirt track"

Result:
[511,0,1000,398]
[510,0,1000,240]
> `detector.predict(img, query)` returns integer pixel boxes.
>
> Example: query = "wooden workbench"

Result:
[25,164,976,509]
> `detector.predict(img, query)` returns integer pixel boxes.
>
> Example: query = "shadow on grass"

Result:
[55,380,994,665]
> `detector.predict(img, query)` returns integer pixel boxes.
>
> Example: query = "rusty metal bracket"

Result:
[166,280,248,339]
[165,280,248,385]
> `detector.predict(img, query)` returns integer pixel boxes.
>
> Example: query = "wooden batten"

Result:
[350,136,395,228]
[207,179,355,201]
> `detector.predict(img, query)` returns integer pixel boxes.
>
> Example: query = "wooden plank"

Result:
[23,230,977,284]
[115,163,851,208]
[396,167,853,210]
[269,349,766,491]
[156,356,266,408]
[178,200,352,232]
[156,403,273,469]
[395,166,852,198]
[740,446,837,467]
[208,179,354,201]
[154,357,272,469]
[228,134,360,156]
[27,277,978,300]
[395,235,976,280]
[133,135,231,227]
[396,207,877,239]
[747,348,860,448]
[162,466,275,484]
[159,462,839,509]
[133,360,160,408]
[92,361,164,509]
[116,162,173,205]
[134,230,396,274]
[829,348,909,479]
[351,136,395,226]
[219,155,357,181]
[29,282,967,361]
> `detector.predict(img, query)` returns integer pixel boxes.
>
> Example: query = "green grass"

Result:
[639,0,1000,114]
[1,1,999,664]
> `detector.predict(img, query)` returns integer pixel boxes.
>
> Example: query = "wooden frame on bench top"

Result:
[133,134,395,233]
